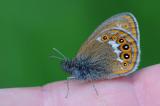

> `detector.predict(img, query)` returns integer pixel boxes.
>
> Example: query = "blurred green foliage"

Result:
[0,0,159,88]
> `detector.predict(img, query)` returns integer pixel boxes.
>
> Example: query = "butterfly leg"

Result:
[91,80,99,96]
[88,74,99,96]
[65,76,75,98]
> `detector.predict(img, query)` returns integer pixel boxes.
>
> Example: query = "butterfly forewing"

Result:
[90,12,139,41]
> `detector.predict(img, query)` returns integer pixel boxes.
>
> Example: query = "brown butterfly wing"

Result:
[77,35,117,77]
[89,12,139,41]
[76,12,140,79]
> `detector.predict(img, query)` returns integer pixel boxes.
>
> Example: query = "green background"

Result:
[0,0,159,88]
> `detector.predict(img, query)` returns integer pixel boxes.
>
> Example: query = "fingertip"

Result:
[133,64,160,82]
[45,64,160,96]
[132,64,160,105]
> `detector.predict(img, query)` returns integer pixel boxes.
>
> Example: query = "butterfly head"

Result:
[61,58,91,80]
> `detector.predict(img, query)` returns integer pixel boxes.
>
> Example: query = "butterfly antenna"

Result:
[52,48,67,60]
[50,55,64,60]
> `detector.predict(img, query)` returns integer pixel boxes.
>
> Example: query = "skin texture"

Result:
[0,64,160,106]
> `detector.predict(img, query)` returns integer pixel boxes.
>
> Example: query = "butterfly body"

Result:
[61,12,140,80]
[62,55,112,80]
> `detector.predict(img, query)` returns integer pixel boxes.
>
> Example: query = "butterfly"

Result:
[52,12,140,97]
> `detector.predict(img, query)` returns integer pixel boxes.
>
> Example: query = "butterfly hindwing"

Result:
[76,12,140,79]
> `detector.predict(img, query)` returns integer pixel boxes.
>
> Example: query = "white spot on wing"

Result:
[96,37,102,42]
[116,24,123,28]
[108,40,123,62]
[117,58,123,63]
[108,41,119,48]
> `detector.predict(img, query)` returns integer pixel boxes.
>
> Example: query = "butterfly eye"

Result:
[123,44,129,50]
[101,34,109,42]
[122,61,129,68]
[120,52,131,60]
[123,53,130,59]
[120,43,131,51]
[117,38,126,44]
